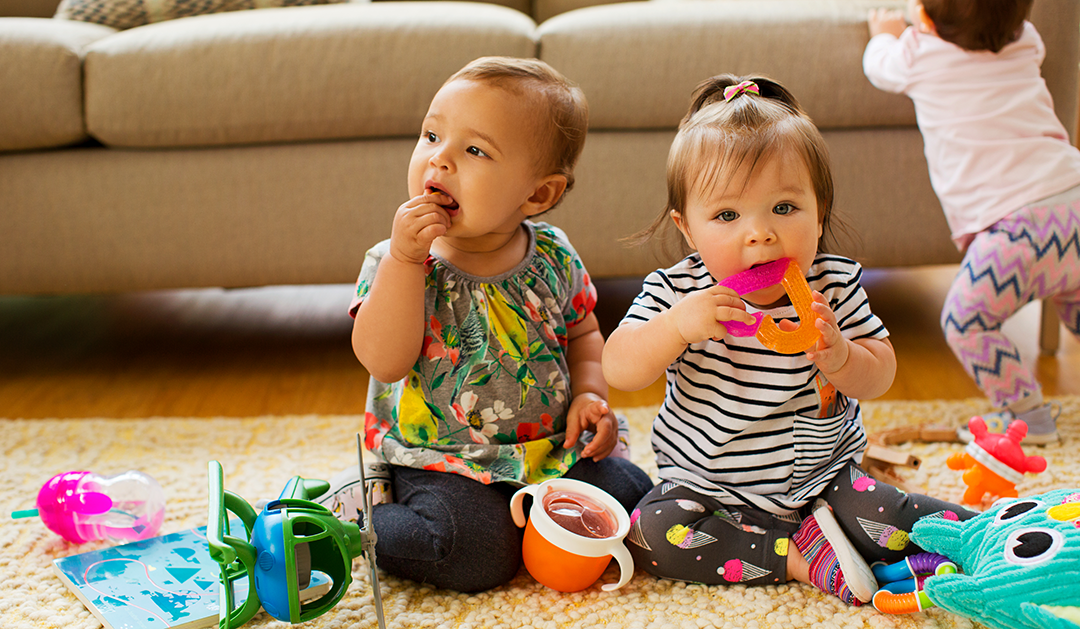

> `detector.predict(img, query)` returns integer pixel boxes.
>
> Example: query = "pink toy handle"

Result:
[723,313,764,337]
[718,259,789,337]
[719,258,790,296]
[71,491,113,515]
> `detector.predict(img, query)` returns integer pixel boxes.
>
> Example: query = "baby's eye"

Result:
[717,210,738,222]
[467,146,489,158]
[424,131,440,143]
[773,203,796,215]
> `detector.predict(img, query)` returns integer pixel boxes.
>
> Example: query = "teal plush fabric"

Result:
[911,488,1080,629]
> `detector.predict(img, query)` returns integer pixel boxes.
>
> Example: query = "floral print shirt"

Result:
[350,222,597,486]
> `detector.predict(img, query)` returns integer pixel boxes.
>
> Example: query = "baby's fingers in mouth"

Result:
[427,187,460,212]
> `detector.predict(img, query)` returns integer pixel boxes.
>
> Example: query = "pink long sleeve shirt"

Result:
[863,22,1080,250]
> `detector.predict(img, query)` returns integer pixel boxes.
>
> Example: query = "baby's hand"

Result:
[803,291,850,374]
[868,8,908,38]
[389,192,453,265]
[564,393,617,461]
[669,285,756,345]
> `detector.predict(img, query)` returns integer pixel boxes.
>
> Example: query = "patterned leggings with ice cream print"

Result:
[941,186,1080,409]
[625,462,975,586]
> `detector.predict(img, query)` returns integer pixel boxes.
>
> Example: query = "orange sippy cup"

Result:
[510,478,633,592]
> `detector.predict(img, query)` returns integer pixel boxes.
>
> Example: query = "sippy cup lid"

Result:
[35,471,113,543]
[37,471,91,543]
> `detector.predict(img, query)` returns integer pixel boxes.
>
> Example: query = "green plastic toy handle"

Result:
[207,461,262,629]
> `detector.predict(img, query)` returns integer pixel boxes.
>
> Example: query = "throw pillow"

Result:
[54,0,347,31]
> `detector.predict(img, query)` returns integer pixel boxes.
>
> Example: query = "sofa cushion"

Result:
[531,0,618,24]
[538,0,915,131]
[0,139,412,293]
[84,2,538,147]
[55,0,350,31]
[0,17,114,152]
[372,0,534,19]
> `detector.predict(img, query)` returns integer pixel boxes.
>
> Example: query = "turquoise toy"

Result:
[909,488,1080,629]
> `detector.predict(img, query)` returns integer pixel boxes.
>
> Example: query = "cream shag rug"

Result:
[3,398,1078,629]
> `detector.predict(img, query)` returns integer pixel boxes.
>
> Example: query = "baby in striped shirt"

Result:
[602,74,974,605]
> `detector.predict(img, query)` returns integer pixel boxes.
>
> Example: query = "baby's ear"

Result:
[670,209,696,250]
[523,175,568,216]
[915,3,936,33]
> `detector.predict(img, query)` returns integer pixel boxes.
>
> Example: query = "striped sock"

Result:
[792,514,860,606]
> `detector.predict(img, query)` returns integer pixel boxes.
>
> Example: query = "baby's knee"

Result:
[565,456,654,513]
[374,502,523,592]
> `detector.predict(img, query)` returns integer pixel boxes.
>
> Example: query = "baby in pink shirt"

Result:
[863,0,1080,443]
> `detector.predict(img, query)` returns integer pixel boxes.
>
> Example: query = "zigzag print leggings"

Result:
[941,185,1080,408]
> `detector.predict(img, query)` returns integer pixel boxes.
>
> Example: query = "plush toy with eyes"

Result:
[909,488,1080,629]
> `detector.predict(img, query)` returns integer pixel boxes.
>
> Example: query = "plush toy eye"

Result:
[1003,527,1063,566]
[992,500,1043,525]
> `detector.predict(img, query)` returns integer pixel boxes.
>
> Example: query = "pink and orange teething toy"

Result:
[718,258,821,354]
[947,417,1046,506]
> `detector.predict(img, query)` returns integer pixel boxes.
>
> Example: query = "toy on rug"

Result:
[901,488,1080,629]
[717,258,821,354]
[864,423,961,492]
[11,469,165,544]
[871,552,957,613]
[947,417,1047,506]
[207,435,386,629]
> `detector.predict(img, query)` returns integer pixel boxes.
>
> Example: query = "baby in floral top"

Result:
[338,56,652,593]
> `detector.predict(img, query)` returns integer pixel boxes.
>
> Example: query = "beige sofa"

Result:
[2,0,1077,332]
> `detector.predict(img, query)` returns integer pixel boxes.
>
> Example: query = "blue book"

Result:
[52,523,329,629]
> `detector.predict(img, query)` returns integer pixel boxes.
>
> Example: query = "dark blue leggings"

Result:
[627,462,976,586]
[370,457,653,592]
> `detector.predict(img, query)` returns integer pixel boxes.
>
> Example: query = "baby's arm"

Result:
[868,8,907,38]
[564,312,617,461]
[863,9,912,94]
[603,285,754,391]
[803,292,896,399]
[352,192,452,383]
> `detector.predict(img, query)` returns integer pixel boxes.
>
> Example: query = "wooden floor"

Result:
[2,265,1079,419]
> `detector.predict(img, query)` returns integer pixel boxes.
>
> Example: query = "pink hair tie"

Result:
[723,80,759,102]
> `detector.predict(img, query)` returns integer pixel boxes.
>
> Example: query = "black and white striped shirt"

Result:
[622,253,889,515]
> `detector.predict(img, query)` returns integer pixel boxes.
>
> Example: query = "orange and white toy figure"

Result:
[947,417,1046,506]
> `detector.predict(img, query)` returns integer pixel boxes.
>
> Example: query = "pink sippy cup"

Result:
[13,470,166,544]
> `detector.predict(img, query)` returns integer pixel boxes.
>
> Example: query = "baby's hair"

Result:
[633,74,838,260]
[922,0,1032,52]
[446,56,589,209]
